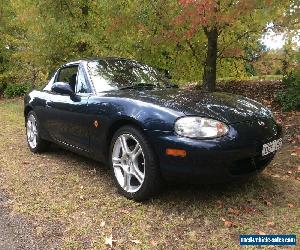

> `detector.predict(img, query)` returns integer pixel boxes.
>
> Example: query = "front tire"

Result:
[109,126,163,201]
[26,111,50,153]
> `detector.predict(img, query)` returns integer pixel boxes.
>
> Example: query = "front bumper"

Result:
[145,121,282,183]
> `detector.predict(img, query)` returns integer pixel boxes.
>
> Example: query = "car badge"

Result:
[94,120,99,128]
[258,120,265,126]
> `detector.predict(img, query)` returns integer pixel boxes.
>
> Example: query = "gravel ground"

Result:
[0,185,62,250]
[0,189,41,250]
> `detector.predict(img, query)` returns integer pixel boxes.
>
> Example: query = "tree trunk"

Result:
[202,27,218,92]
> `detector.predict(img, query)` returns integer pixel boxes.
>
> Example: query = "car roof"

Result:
[63,57,134,67]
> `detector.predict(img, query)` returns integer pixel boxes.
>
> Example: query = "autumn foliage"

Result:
[0,0,298,93]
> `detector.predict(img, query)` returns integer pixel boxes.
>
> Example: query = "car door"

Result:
[46,64,92,151]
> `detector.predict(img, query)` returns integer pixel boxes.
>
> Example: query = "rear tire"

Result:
[26,111,50,153]
[109,125,163,201]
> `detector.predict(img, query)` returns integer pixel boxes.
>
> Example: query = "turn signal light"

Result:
[166,148,187,157]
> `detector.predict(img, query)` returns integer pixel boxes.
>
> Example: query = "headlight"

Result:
[174,117,229,139]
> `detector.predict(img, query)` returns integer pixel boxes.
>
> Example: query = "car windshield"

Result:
[87,59,170,92]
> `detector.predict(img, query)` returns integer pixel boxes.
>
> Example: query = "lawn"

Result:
[0,95,299,249]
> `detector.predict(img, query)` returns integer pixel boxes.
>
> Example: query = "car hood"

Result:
[101,88,274,124]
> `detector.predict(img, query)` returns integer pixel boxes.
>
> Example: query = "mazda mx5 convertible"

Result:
[24,57,282,200]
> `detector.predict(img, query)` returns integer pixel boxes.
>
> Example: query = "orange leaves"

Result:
[221,217,237,228]
[220,207,241,228]
[175,0,219,35]
[228,207,240,216]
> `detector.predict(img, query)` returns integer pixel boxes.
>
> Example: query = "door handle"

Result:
[46,101,51,108]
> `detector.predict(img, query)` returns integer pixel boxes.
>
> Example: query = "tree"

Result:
[1,0,297,92]
[176,0,291,91]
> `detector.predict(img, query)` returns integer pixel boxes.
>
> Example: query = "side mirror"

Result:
[51,82,75,96]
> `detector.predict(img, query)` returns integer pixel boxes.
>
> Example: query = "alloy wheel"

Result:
[27,114,38,149]
[112,133,145,193]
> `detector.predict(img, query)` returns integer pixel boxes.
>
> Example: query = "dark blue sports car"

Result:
[24,58,282,200]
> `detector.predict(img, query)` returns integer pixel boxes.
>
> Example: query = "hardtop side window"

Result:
[76,66,91,94]
[56,66,78,92]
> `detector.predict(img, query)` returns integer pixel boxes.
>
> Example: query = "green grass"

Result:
[0,98,299,249]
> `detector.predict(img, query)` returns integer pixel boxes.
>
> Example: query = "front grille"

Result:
[229,153,274,175]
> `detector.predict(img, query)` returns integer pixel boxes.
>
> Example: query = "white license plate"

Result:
[262,138,282,156]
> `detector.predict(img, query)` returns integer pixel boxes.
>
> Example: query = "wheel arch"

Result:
[106,118,146,151]
[24,105,33,127]
[24,105,33,117]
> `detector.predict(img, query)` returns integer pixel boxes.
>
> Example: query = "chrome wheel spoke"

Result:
[112,157,123,168]
[123,171,131,191]
[120,135,130,154]
[131,144,142,159]
[33,126,38,136]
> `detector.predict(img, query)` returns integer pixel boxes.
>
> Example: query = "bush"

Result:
[0,73,12,95]
[3,83,31,98]
[277,70,300,111]
[0,82,7,94]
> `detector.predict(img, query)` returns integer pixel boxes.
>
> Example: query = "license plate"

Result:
[262,138,282,156]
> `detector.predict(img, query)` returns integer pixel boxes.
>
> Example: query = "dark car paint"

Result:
[24,58,282,182]
[97,88,276,124]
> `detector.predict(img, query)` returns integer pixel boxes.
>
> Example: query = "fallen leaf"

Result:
[221,218,236,228]
[297,166,300,172]
[266,221,275,227]
[296,177,300,181]
[150,240,158,247]
[264,200,272,207]
[258,231,266,235]
[105,235,115,248]
[100,221,105,227]
[291,153,297,156]
[22,161,30,165]
[228,207,240,215]
[287,171,292,174]
[224,220,235,228]
[242,205,254,213]
[130,239,141,244]
[288,203,294,208]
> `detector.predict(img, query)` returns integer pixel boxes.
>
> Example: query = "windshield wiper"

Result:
[119,83,157,90]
